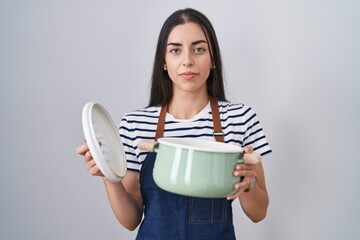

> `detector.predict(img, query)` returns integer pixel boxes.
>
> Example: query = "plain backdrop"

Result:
[1,0,359,239]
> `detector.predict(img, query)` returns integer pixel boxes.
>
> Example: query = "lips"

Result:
[180,71,198,80]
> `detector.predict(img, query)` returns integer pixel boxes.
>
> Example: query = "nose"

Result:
[182,50,194,67]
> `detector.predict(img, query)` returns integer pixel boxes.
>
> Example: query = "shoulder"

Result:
[218,101,255,118]
[119,106,161,172]
[219,101,272,157]
[120,106,160,124]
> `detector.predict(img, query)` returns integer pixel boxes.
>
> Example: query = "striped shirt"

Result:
[119,101,272,172]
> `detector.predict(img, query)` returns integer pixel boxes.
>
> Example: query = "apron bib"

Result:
[136,97,236,240]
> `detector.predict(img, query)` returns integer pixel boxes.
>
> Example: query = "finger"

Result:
[234,166,246,176]
[76,143,89,155]
[234,162,256,170]
[84,150,93,162]
[89,165,99,175]
[234,163,257,173]
[234,168,256,178]
[86,159,96,170]
[226,180,250,200]
[226,192,238,200]
[89,165,103,176]
[226,184,241,200]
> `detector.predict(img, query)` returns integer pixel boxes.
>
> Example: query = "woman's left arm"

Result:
[227,147,269,222]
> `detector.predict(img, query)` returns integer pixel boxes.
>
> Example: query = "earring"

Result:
[212,65,216,69]
[164,67,167,71]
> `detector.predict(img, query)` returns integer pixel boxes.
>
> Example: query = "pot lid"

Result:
[82,102,126,182]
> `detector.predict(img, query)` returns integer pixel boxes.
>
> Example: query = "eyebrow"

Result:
[167,40,207,46]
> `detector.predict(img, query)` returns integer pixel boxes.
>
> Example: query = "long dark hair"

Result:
[148,8,226,107]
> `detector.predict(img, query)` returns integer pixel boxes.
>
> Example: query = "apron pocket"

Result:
[189,197,227,224]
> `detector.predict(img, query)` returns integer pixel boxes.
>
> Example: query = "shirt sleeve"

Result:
[242,107,272,157]
[119,114,141,172]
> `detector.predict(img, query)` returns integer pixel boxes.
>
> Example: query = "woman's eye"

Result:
[170,48,181,55]
[194,47,206,54]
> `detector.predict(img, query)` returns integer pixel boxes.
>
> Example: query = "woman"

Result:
[77,8,271,239]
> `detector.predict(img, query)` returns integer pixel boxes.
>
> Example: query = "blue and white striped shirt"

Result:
[119,101,272,172]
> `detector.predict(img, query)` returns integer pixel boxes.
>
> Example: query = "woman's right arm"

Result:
[76,142,143,231]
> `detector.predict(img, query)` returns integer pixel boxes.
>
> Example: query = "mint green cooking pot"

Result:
[138,138,250,198]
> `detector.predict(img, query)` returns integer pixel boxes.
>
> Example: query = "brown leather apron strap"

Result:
[154,104,168,141]
[154,97,224,142]
[209,96,224,142]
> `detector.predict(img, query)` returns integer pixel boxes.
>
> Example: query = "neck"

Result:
[168,92,209,119]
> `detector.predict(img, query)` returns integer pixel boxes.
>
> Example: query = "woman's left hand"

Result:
[227,146,260,200]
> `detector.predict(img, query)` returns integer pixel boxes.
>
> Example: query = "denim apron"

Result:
[136,97,236,240]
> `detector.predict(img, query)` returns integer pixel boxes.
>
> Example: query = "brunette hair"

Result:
[148,8,226,107]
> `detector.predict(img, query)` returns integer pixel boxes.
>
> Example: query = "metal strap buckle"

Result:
[213,132,224,137]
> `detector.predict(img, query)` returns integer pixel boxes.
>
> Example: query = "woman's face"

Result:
[164,22,212,97]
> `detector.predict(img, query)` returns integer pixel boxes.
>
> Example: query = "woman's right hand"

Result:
[76,142,104,177]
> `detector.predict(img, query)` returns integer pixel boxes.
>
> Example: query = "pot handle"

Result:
[138,140,159,152]
[243,152,261,165]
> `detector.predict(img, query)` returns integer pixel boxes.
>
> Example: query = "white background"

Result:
[1,0,359,239]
